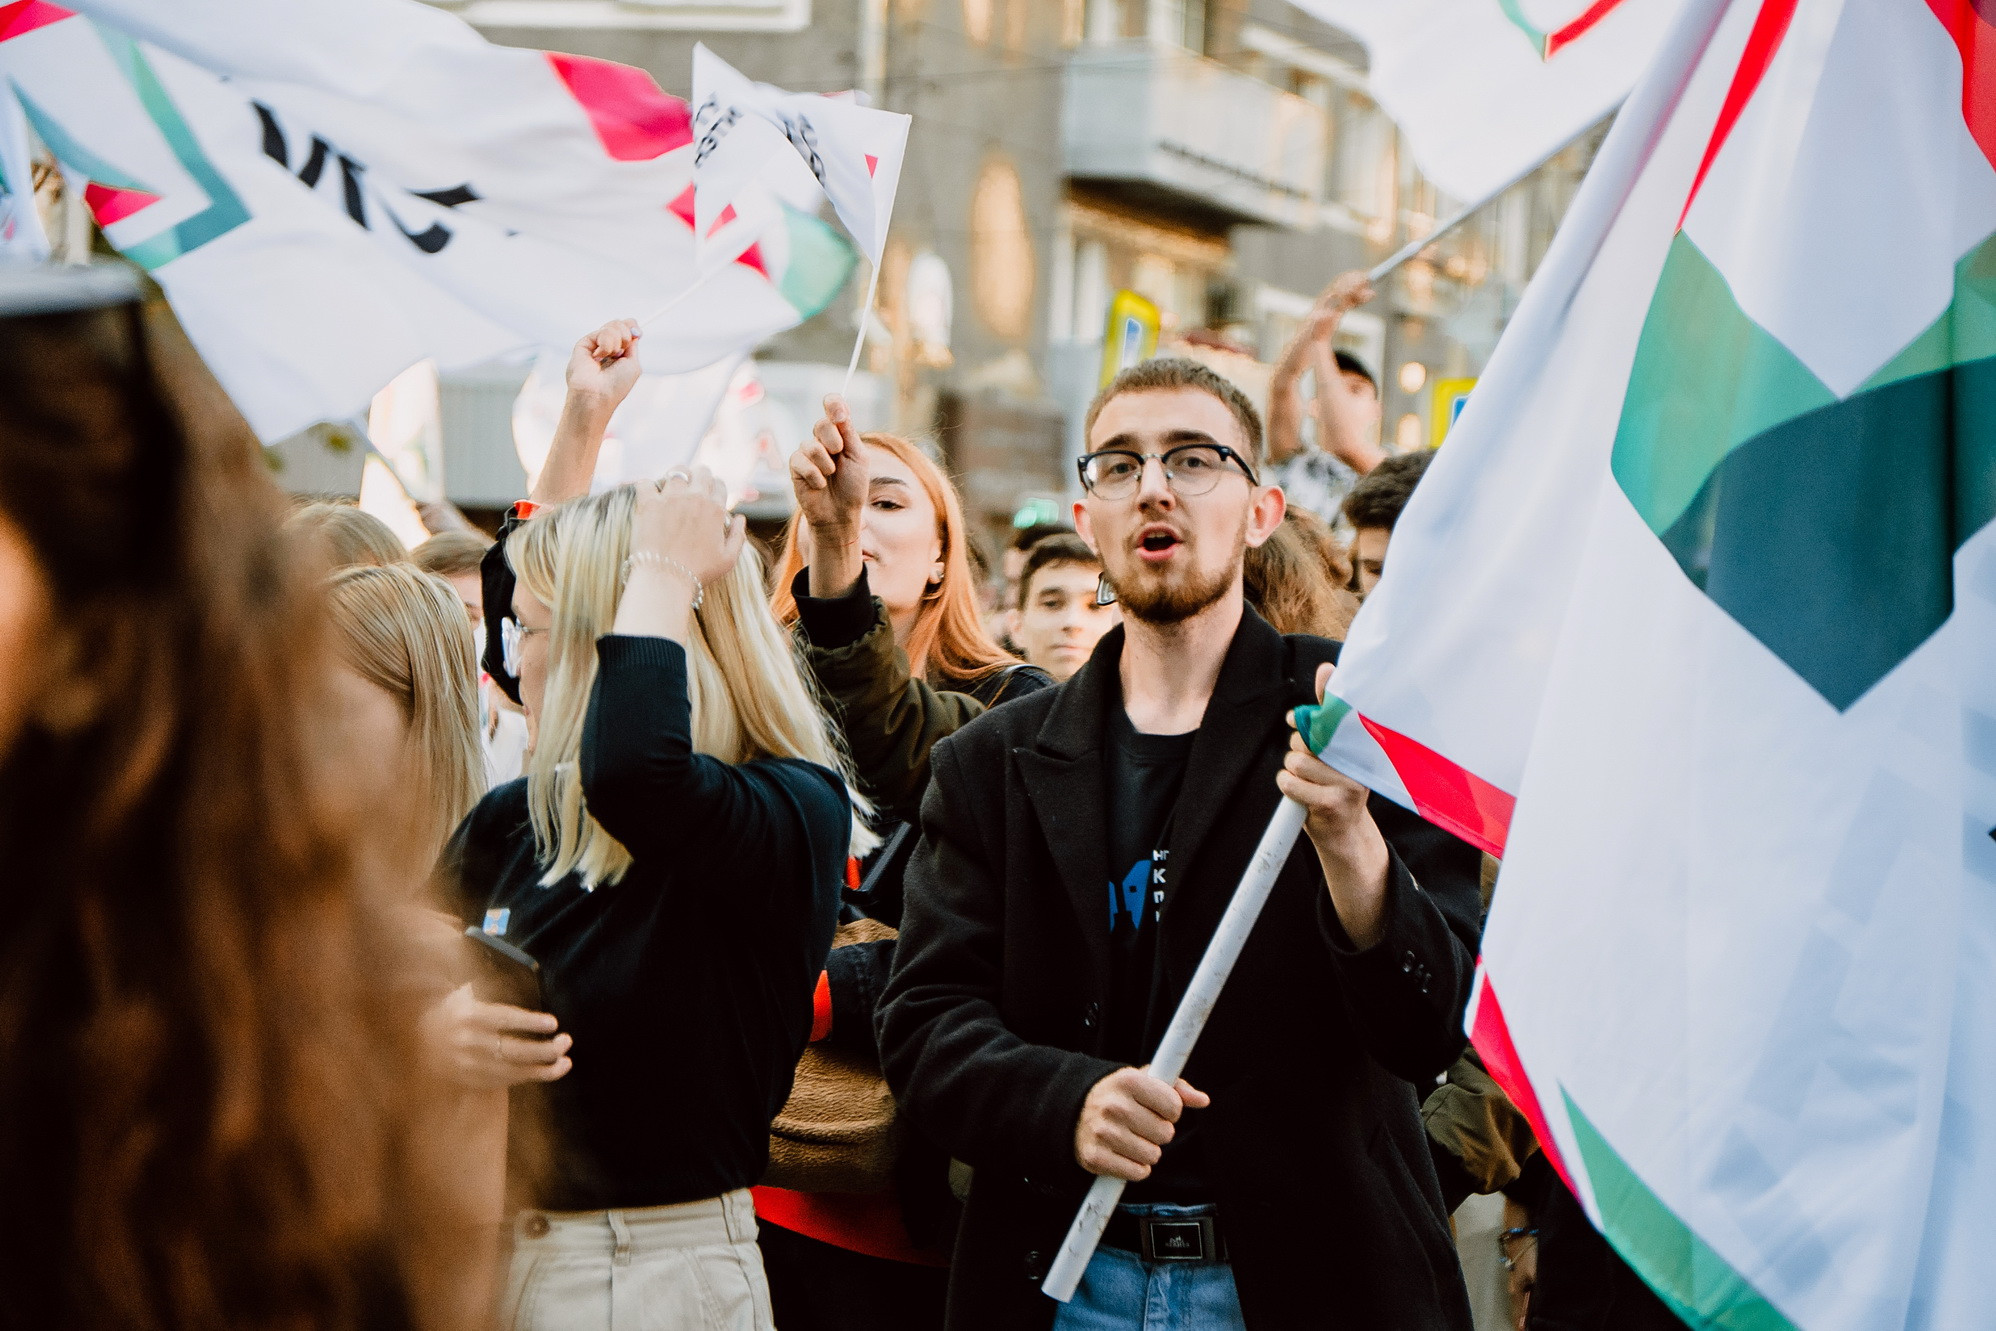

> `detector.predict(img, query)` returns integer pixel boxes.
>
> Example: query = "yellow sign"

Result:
[1099,289,1160,387]
[1431,377,1476,448]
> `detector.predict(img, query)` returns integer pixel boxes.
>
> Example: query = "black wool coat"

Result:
[877,609,1483,1331]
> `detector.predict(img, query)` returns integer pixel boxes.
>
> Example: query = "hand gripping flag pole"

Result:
[1041,700,1340,1302]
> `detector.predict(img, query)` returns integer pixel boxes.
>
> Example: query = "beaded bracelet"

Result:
[623,550,704,610]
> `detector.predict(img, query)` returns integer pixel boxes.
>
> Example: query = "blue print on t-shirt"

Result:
[1108,851,1168,931]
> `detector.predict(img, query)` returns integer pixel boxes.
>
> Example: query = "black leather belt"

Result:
[1100,1208,1228,1264]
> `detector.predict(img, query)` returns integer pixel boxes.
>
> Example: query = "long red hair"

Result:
[771,432,1016,685]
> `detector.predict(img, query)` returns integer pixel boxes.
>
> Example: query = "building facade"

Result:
[426,0,1599,552]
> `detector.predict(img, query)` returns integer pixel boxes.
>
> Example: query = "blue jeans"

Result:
[1050,1206,1246,1331]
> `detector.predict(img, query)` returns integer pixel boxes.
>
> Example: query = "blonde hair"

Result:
[288,501,409,569]
[325,564,486,859]
[771,433,1017,685]
[513,487,878,889]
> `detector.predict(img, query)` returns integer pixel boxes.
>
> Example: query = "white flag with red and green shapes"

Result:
[1304,0,1996,1324]
[0,0,857,442]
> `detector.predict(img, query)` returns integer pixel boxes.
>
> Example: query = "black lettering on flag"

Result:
[386,206,451,254]
[413,184,480,208]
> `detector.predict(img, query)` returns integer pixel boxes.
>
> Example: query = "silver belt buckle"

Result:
[1139,1215,1217,1262]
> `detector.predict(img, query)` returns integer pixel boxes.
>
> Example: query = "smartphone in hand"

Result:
[464,925,546,1017]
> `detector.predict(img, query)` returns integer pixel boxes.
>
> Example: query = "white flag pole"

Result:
[1041,797,1310,1302]
[639,266,723,329]
[1362,115,1610,287]
[841,252,882,397]
[1042,0,1742,1301]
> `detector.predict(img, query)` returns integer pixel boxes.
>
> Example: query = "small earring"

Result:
[1094,573,1118,607]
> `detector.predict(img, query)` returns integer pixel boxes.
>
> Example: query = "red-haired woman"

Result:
[0,266,453,1329]
[757,397,1051,1331]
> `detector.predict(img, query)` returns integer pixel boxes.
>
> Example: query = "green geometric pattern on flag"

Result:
[1562,1089,1800,1331]
[774,202,857,320]
[16,25,250,270]
[1612,231,1996,709]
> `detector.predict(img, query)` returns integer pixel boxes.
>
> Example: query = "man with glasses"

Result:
[880,358,1484,1331]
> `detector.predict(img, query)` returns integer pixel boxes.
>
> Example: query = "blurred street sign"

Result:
[1431,376,1476,447]
[1099,288,1160,387]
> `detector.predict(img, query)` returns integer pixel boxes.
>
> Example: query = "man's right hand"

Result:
[788,394,869,598]
[1074,1066,1211,1181]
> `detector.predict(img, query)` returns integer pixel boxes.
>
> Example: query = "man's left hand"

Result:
[1278,662,1391,949]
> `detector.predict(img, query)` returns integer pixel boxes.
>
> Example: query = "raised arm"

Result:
[531,319,645,508]
[1306,273,1388,475]
[790,567,984,824]
[577,464,820,866]
[787,394,985,823]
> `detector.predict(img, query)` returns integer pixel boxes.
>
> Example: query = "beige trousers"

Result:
[499,1190,775,1331]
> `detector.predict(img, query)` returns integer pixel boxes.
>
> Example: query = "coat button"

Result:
[1024,1249,1046,1281]
[1401,953,1415,973]
[522,1213,550,1239]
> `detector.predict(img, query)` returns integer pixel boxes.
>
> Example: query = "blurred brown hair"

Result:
[289,500,409,569]
[0,281,441,1329]
[412,529,490,580]
[1245,509,1359,639]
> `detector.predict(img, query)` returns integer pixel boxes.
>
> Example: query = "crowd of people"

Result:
[0,260,1687,1331]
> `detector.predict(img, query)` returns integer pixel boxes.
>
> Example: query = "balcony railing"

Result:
[1063,43,1328,230]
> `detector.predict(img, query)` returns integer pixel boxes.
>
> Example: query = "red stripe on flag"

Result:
[667,183,697,229]
[865,153,879,176]
[1356,714,1514,857]
[1470,970,1579,1197]
[546,52,694,162]
[1925,0,1996,169]
[666,183,772,278]
[0,0,72,41]
[1543,0,1634,59]
[1677,0,1800,229]
[83,182,159,226]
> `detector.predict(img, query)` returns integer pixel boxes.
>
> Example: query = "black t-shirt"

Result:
[444,636,848,1210]
[1103,696,1206,1202]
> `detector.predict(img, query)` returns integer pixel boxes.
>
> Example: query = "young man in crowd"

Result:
[1343,448,1433,598]
[879,358,1483,1330]
[1006,533,1120,683]
[1265,271,1387,530]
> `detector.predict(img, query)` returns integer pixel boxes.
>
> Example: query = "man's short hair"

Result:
[1019,533,1101,602]
[1333,350,1377,395]
[1011,522,1073,553]
[412,529,491,578]
[1085,357,1265,466]
[1342,450,1433,532]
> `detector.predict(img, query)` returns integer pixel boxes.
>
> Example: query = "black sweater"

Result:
[444,635,849,1210]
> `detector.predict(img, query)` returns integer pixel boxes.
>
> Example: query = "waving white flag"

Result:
[1295,0,1687,200]
[1306,0,1996,1324]
[691,43,909,266]
[0,0,854,441]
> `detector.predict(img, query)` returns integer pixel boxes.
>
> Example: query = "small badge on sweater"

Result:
[482,907,511,937]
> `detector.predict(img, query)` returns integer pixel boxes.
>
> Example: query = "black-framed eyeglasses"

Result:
[1077,443,1259,499]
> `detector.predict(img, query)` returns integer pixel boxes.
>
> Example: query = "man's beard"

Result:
[1106,529,1245,625]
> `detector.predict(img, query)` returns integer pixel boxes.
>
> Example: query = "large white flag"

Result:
[1303,0,1996,1325]
[0,0,854,441]
[1294,0,1687,200]
[691,43,909,266]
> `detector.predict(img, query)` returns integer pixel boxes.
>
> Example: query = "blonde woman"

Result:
[443,467,875,1331]
[325,563,521,1331]
[324,563,485,869]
